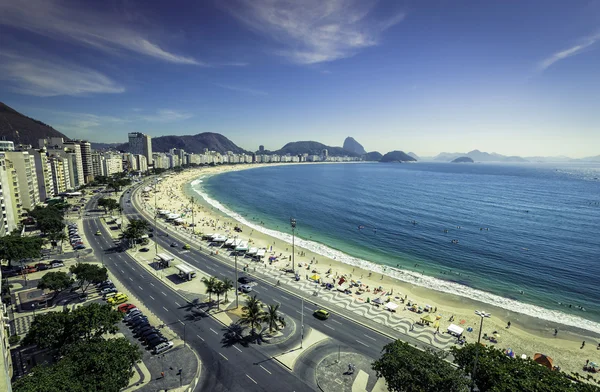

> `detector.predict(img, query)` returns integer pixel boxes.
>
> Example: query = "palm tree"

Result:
[221,278,234,303]
[239,296,265,335]
[214,280,224,309]
[201,276,217,302]
[263,304,286,333]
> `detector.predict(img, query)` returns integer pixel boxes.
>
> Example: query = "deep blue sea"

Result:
[194,162,600,332]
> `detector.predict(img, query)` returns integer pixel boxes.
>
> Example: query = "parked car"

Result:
[124,310,142,322]
[96,280,113,287]
[127,313,147,324]
[239,284,253,293]
[118,303,136,313]
[152,341,173,355]
[107,293,128,305]
[140,247,150,252]
[101,287,118,295]
[147,335,168,348]
[35,263,49,271]
[50,262,64,269]
[136,326,158,338]
[130,319,150,329]
[170,242,178,247]
[74,245,86,250]
[238,277,254,284]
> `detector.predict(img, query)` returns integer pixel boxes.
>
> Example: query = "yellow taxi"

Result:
[313,309,330,320]
[107,293,128,305]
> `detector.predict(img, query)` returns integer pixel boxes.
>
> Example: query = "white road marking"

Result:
[209,328,218,335]
[140,274,144,278]
[355,340,369,347]
[161,291,167,296]
[175,301,181,307]
[233,346,242,352]
[246,374,257,384]
[130,266,135,271]
[219,352,228,361]
[138,286,144,291]
[260,365,271,374]
[162,306,169,312]
[129,277,133,281]
[253,289,260,294]
[331,319,342,325]
[120,269,125,273]
[149,295,155,300]
[197,334,204,341]
[324,324,335,331]
[364,334,377,341]
[280,295,290,300]
[274,300,281,304]
[150,283,154,286]
[179,320,185,325]
[261,287,269,291]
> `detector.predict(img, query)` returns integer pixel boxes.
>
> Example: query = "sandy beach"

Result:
[139,163,600,379]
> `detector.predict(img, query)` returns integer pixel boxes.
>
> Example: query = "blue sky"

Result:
[1,0,599,158]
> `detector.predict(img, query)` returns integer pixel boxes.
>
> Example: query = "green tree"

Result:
[372,340,469,392]
[28,204,65,235]
[122,218,150,248]
[239,295,265,335]
[98,198,119,214]
[451,344,600,392]
[201,276,217,302]
[221,278,234,303]
[263,304,286,333]
[0,233,44,267]
[13,338,140,392]
[22,303,121,352]
[69,263,108,294]
[37,271,73,301]
[48,231,68,253]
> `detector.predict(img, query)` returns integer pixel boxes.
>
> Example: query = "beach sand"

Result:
[139,164,600,379]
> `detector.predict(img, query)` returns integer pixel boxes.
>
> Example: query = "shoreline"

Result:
[147,163,600,377]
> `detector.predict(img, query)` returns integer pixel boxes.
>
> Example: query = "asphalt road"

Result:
[83,193,314,392]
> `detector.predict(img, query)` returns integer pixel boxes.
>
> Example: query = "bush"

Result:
[9,334,20,345]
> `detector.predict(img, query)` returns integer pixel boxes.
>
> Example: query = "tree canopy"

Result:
[37,271,73,300]
[69,263,108,294]
[13,337,141,392]
[0,233,44,266]
[97,198,119,214]
[22,303,121,351]
[451,344,600,392]
[122,218,150,248]
[372,340,469,392]
[28,204,65,235]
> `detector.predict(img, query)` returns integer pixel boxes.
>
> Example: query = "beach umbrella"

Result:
[310,274,320,281]
[533,353,554,369]
[373,297,385,305]
[420,314,435,324]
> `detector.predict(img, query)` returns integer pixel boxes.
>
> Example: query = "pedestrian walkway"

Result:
[316,352,384,392]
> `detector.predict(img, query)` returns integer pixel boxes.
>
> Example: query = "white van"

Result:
[152,341,173,355]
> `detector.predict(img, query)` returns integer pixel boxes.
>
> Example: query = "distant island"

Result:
[380,150,416,163]
[452,156,474,163]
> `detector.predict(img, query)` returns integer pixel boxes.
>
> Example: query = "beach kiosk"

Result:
[175,264,197,281]
[156,253,174,268]
[447,324,464,337]
[256,249,266,261]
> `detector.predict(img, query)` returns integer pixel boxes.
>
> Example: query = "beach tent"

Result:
[247,247,258,255]
[235,241,249,251]
[310,274,320,281]
[373,297,385,305]
[337,283,348,292]
[385,302,399,311]
[447,324,464,337]
[533,353,554,369]
[256,249,266,258]
[420,314,435,325]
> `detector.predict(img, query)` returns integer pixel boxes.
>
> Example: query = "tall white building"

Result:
[128,132,153,167]
[4,151,40,210]
[103,154,123,176]
[0,154,18,234]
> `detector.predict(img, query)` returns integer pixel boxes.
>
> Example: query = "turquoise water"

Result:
[192,162,600,333]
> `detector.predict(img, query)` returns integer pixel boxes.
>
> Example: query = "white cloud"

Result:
[215,83,268,96]
[0,51,125,96]
[223,0,404,64]
[0,0,202,65]
[539,32,600,71]
[139,109,193,122]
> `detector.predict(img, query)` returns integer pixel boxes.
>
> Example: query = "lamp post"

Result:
[154,179,158,256]
[190,197,195,238]
[234,235,239,309]
[31,304,36,318]
[300,295,304,349]
[290,217,296,274]
[471,310,491,392]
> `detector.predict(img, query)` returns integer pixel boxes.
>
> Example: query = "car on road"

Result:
[183,244,191,250]
[50,262,65,269]
[95,230,101,236]
[237,277,254,285]
[239,284,253,293]
[313,309,330,320]
[152,341,173,355]
[170,242,178,247]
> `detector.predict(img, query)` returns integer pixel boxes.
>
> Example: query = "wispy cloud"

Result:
[539,32,600,71]
[0,0,202,65]
[0,51,125,96]
[215,83,268,96]
[139,109,193,122]
[222,0,404,64]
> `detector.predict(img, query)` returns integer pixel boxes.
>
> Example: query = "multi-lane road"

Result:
[83,183,397,391]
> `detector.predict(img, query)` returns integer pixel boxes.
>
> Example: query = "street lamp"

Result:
[300,296,304,349]
[290,217,296,274]
[233,235,239,309]
[154,179,158,255]
[31,304,36,318]
[471,310,491,392]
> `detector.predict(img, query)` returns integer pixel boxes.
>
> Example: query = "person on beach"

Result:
[554,328,558,336]
[506,321,511,329]
[581,341,585,349]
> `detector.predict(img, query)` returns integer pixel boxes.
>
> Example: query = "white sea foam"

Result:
[190,177,600,335]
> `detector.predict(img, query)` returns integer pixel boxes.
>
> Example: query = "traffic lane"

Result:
[84,218,313,392]
[146,229,391,358]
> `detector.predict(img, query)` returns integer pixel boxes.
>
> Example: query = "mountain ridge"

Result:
[0,102,70,147]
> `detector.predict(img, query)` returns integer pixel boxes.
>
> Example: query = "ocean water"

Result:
[192,162,600,333]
